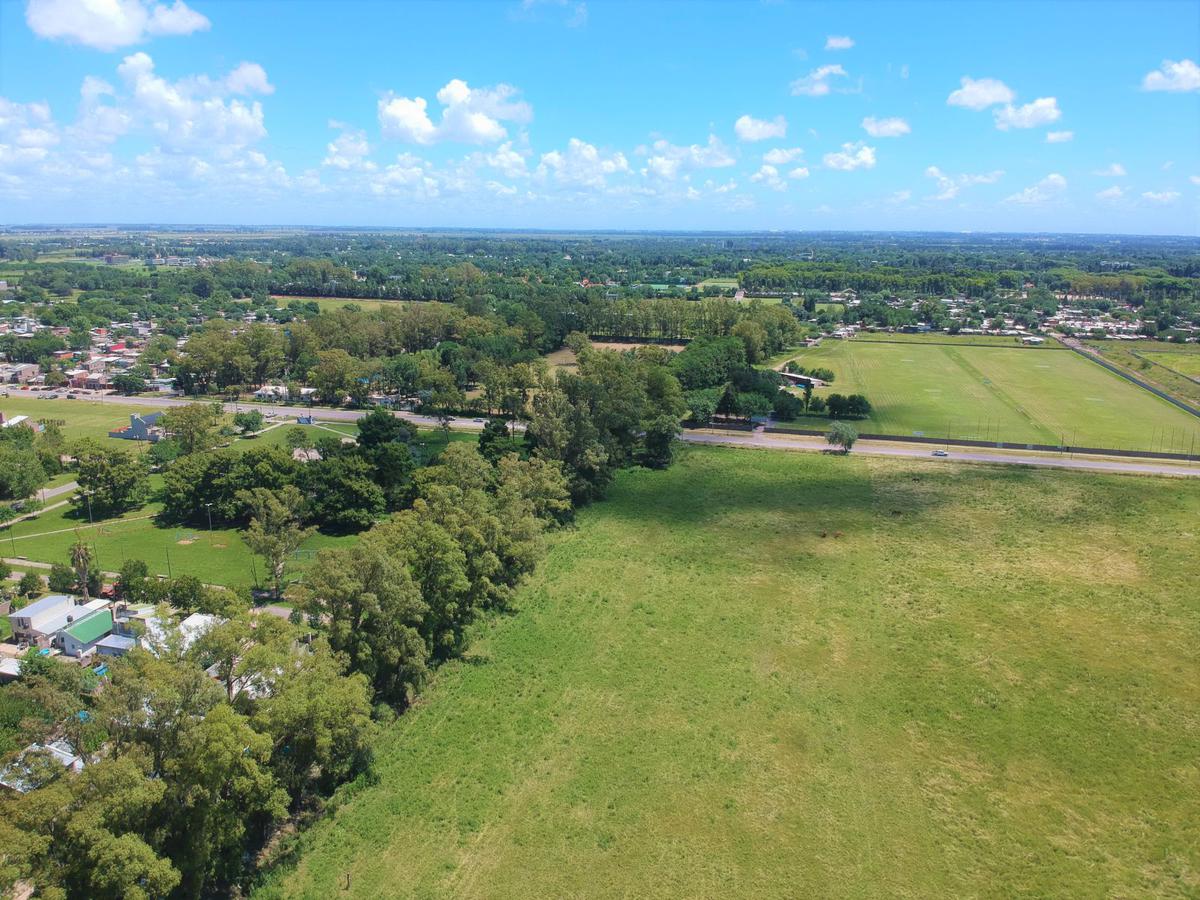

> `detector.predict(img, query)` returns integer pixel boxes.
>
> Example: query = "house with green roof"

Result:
[58,609,114,659]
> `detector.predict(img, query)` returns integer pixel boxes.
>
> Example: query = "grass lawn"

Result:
[269,295,428,313]
[1137,348,1200,379]
[776,340,1200,452]
[258,446,1200,899]
[1,481,355,587]
[1082,342,1200,409]
[853,331,1062,348]
[0,395,158,447]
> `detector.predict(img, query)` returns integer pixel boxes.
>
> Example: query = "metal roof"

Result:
[62,609,113,645]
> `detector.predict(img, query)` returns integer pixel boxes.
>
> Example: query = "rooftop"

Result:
[62,609,113,645]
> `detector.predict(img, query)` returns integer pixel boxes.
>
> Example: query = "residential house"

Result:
[0,741,85,793]
[108,411,165,442]
[8,594,76,645]
[58,609,114,659]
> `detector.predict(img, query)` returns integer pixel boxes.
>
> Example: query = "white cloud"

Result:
[887,189,912,204]
[791,64,848,97]
[734,114,787,142]
[537,137,629,189]
[1093,163,1126,177]
[924,165,1003,200]
[1141,59,1200,93]
[1190,175,1200,186]
[1045,130,1073,143]
[993,97,1061,130]
[861,116,910,138]
[750,164,785,191]
[379,79,532,145]
[115,52,268,150]
[1004,173,1067,205]
[1142,190,1180,204]
[946,76,1014,110]
[26,0,209,51]
[225,63,274,96]
[322,125,373,171]
[825,35,854,50]
[482,142,529,178]
[641,135,734,180]
[788,166,809,180]
[763,147,803,165]
[1095,185,1124,201]
[822,141,875,171]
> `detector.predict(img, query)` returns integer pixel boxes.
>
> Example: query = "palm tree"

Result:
[71,538,93,603]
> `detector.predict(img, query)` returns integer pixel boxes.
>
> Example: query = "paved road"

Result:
[18,393,1200,478]
[685,429,1200,477]
[40,481,78,501]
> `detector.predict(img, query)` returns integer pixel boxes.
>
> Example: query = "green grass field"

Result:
[853,331,1061,348]
[1138,348,1200,378]
[258,446,1200,899]
[777,340,1200,452]
[1,478,356,587]
[0,395,158,447]
[269,295,427,313]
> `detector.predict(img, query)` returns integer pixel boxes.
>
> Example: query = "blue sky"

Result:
[1,0,1198,233]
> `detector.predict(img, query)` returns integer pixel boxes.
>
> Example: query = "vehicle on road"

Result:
[932,449,949,457]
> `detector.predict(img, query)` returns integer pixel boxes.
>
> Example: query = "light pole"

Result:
[204,502,213,545]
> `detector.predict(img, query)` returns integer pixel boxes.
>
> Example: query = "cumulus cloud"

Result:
[734,114,787,142]
[537,137,629,189]
[1095,185,1124,201]
[825,35,854,50]
[750,164,787,191]
[26,0,210,51]
[1093,163,1126,177]
[924,165,1003,200]
[1190,175,1200,186]
[115,52,268,150]
[1141,59,1200,92]
[861,116,910,138]
[763,147,804,165]
[993,97,1061,130]
[791,65,848,97]
[322,124,373,171]
[822,141,875,171]
[946,76,1014,110]
[379,79,532,145]
[1045,130,1073,143]
[225,63,274,96]
[1142,190,1180,204]
[641,135,734,180]
[1004,173,1066,205]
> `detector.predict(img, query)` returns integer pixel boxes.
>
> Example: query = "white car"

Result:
[932,449,949,457]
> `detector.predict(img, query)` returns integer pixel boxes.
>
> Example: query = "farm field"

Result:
[259,446,1200,899]
[778,339,1200,452]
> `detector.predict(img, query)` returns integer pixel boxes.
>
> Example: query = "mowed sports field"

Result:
[259,447,1200,899]
[782,340,1200,452]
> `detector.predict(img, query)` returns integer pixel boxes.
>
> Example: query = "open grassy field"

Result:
[1137,348,1200,379]
[269,295,425,313]
[1082,341,1200,408]
[1,478,356,587]
[777,340,1200,452]
[853,331,1062,348]
[0,395,159,447]
[258,446,1200,899]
